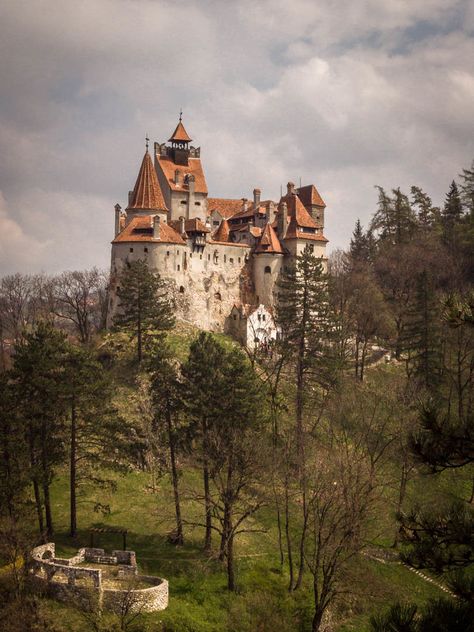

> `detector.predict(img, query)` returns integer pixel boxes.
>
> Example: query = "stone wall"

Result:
[103,577,169,614]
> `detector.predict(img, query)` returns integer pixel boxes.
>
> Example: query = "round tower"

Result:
[252,223,284,307]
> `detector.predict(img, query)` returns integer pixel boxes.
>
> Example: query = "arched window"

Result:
[264,265,271,274]
[179,286,185,293]
[214,292,222,301]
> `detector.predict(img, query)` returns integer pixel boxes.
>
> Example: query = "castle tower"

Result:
[155,115,208,221]
[126,142,168,224]
[253,222,284,307]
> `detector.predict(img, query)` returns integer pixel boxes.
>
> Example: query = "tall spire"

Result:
[127,151,167,211]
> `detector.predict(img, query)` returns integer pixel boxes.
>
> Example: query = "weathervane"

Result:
[145,133,149,151]
[179,109,183,122]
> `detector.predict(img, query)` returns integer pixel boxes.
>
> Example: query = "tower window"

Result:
[180,200,186,205]
[129,247,134,253]
[230,257,234,263]
[167,251,170,256]
[264,265,271,273]
[177,264,180,271]
[144,247,148,253]
[179,286,185,293]
[195,201,201,206]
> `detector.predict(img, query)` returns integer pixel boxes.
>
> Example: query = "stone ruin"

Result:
[30,543,168,613]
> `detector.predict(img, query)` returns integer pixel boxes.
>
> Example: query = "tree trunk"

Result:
[294,487,308,590]
[43,481,53,538]
[284,474,294,591]
[360,340,368,381]
[227,530,235,591]
[167,408,183,545]
[203,461,212,552]
[33,479,45,540]
[70,395,77,538]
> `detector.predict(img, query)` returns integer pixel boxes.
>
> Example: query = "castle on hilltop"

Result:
[108,117,329,347]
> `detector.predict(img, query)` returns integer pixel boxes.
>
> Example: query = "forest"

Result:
[0,163,473,632]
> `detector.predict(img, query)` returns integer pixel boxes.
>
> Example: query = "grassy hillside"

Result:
[26,326,460,632]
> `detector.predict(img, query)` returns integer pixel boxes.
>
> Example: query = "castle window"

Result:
[195,201,201,206]
[264,265,271,273]
[180,200,186,205]
[208,254,211,261]
[200,254,203,260]
[258,314,261,322]
[233,314,237,320]
[190,253,192,258]
[177,264,180,271]
[230,258,234,263]
[214,292,222,301]
[224,255,227,263]
[129,247,134,253]
[144,247,148,253]
[179,286,185,293]
[167,251,170,256]
[238,257,241,263]
[213,220,219,226]
[262,314,266,321]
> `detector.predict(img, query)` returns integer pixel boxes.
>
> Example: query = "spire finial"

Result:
[145,133,149,151]
[179,109,183,122]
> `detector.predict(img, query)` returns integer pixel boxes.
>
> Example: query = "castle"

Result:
[108,117,328,346]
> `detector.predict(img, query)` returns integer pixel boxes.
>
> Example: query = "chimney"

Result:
[265,203,272,225]
[114,203,122,237]
[153,214,161,240]
[175,169,181,185]
[179,216,185,235]
[253,188,261,209]
[278,202,288,239]
[287,182,295,195]
[241,198,248,212]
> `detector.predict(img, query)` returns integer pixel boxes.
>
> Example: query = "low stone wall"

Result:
[29,543,168,613]
[103,576,169,614]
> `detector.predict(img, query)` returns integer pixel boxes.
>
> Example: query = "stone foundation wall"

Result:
[103,577,169,614]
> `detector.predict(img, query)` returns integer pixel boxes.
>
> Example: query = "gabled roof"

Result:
[229,202,268,222]
[279,192,319,229]
[207,198,243,219]
[284,222,329,242]
[255,223,284,254]
[127,151,167,211]
[156,156,208,194]
[112,215,185,244]
[212,218,230,242]
[297,184,326,208]
[168,120,192,143]
[169,218,210,235]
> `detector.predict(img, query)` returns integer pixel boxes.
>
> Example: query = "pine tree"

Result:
[370,187,416,246]
[181,332,224,551]
[11,323,70,538]
[402,270,442,390]
[411,185,440,235]
[459,159,474,217]
[148,340,185,545]
[442,181,463,248]
[63,345,129,537]
[114,259,174,362]
[349,219,369,268]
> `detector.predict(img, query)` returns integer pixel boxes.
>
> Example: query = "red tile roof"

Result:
[229,203,268,221]
[168,120,192,143]
[156,156,208,194]
[208,238,250,248]
[127,151,167,211]
[297,184,326,208]
[207,198,243,218]
[212,218,230,242]
[112,215,185,244]
[169,218,210,234]
[255,223,284,254]
[280,192,319,229]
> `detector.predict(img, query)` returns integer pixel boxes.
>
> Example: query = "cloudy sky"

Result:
[0,0,473,274]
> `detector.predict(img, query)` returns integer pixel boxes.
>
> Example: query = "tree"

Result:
[411,186,440,235]
[442,181,463,248]
[181,332,225,551]
[349,219,372,270]
[114,259,174,362]
[370,187,416,246]
[11,323,69,538]
[148,341,185,545]
[49,268,108,343]
[63,345,129,537]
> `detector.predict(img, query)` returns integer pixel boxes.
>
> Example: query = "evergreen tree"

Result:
[114,259,174,362]
[148,340,185,545]
[11,323,69,538]
[411,186,440,235]
[370,187,416,246]
[459,159,474,216]
[181,332,224,551]
[402,270,442,390]
[63,346,129,537]
[349,219,369,268]
[442,181,463,248]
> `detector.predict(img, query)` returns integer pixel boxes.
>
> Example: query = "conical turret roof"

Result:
[127,151,167,211]
[212,218,230,242]
[168,120,192,143]
[255,222,284,254]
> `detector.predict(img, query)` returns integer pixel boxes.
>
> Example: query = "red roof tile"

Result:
[207,198,243,218]
[168,120,192,143]
[112,215,185,244]
[297,184,326,208]
[127,151,167,211]
[157,156,208,194]
[255,223,284,254]
[212,218,230,242]
[169,218,210,234]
